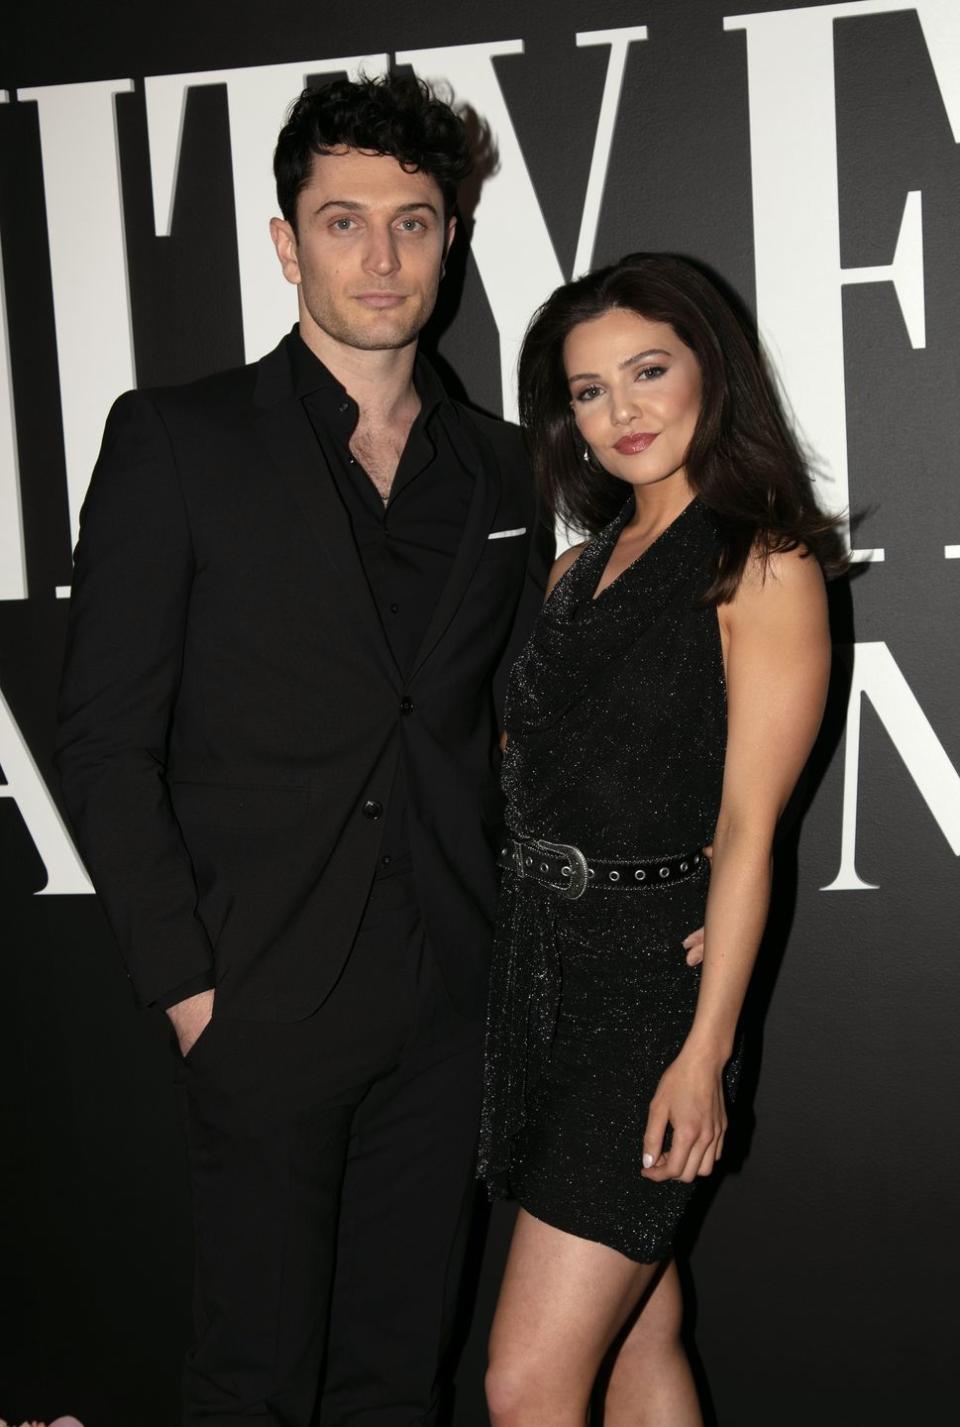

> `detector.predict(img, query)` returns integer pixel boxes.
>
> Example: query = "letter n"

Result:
[823,641,960,890]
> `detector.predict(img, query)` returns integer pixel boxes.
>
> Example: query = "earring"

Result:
[583,446,593,464]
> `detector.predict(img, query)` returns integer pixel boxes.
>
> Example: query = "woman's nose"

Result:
[611,391,641,425]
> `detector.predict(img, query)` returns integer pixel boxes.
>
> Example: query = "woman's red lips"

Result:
[614,432,658,455]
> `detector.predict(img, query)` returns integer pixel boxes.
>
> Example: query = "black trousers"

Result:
[176,872,486,1426]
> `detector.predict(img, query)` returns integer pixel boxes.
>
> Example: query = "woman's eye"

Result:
[637,365,666,380]
[574,386,602,402]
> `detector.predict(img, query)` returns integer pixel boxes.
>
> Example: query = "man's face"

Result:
[271,147,455,353]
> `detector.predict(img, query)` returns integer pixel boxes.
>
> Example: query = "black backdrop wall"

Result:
[2,1,958,1422]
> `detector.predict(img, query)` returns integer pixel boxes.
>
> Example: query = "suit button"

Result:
[400,696,414,715]
[361,799,383,820]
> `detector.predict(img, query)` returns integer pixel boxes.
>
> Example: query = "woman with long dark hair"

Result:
[479,254,839,1425]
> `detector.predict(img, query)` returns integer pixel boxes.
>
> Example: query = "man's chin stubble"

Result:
[305,301,428,354]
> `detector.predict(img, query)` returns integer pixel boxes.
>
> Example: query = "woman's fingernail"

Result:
[643,1152,655,1169]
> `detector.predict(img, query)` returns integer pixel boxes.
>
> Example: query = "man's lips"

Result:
[354,292,408,309]
[613,431,658,455]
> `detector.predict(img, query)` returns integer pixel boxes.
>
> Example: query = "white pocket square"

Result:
[488,527,527,540]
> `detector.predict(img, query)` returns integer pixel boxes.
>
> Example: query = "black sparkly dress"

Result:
[479,495,736,1263]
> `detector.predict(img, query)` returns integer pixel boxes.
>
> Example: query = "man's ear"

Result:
[270,216,302,286]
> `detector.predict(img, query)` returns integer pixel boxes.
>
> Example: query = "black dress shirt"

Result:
[291,329,475,875]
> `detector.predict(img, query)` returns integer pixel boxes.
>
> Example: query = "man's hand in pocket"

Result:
[167,988,215,1057]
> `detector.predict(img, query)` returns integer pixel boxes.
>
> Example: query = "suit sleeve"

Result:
[54,390,215,1008]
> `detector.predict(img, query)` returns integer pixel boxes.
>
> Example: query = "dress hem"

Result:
[498,1184,674,1266]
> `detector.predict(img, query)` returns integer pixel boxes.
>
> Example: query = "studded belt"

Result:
[497,835,705,901]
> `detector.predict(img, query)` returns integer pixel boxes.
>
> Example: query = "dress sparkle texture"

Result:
[479,496,737,1262]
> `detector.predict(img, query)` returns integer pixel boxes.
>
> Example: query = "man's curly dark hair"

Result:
[274,72,473,229]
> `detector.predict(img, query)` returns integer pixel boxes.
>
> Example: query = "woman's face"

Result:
[563,307,702,494]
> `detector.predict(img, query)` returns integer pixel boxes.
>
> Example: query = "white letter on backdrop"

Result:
[398,30,648,418]
[572,28,649,279]
[0,91,28,601]
[823,642,960,891]
[144,54,388,366]
[0,684,92,894]
[17,77,137,553]
[725,0,960,560]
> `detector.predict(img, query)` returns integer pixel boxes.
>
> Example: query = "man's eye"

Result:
[331,218,355,231]
[397,218,425,232]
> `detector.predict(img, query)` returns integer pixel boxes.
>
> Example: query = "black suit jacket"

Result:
[55,335,551,1021]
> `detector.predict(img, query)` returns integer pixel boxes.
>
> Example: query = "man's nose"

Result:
[363,226,401,277]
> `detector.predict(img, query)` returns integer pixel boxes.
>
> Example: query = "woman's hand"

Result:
[682,926,704,966]
[678,844,707,970]
[641,1047,728,1182]
[681,844,713,966]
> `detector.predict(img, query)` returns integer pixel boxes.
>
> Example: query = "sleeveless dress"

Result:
[478,495,737,1263]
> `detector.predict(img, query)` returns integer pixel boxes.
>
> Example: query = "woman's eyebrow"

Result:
[567,348,671,383]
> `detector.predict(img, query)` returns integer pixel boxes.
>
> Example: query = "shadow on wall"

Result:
[676,570,864,1423]
[418,102,501,414]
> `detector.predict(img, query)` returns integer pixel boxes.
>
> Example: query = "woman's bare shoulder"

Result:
[721,543,828,649]
[546,540,588,597]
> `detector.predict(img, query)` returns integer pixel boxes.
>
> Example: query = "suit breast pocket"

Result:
[484,529,528,559]
[169,780,312,831]
[476,535,529,591]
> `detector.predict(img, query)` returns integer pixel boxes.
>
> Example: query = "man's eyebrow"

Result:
[567,348,672,383]
[312,199,440,216]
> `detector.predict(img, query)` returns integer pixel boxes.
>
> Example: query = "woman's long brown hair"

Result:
[517,253,845,603]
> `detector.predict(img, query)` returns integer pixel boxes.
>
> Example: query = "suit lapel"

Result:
[409,414,501,679]
[249,340,401,685]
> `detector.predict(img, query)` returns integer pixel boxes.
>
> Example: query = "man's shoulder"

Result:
[134,356,261,429]
[447,398,526,467]
[116,334,294,437]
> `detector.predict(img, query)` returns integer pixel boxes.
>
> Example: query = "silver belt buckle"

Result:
[509,838,526,878]
[537,838,589,900]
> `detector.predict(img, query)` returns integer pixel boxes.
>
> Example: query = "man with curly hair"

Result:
[55,73,548,1426]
